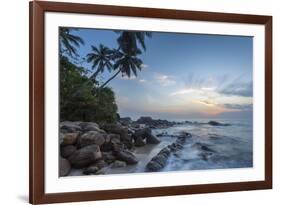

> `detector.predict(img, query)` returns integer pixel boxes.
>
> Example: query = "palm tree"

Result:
[100,49,143,88]
[116,31,152,53]
[86,44,113,80]
[59,28,84,57]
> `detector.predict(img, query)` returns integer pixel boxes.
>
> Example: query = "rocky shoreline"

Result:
[59,117,230,176]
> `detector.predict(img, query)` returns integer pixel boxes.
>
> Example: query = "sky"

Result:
[70,28,253,121]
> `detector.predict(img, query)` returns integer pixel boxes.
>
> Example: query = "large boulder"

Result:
[79,122,105,133]
[68,145,102,168]
[60,132,79,146]
[136,116,153,124]
[100,134,121,152]
[111,160,127,168]
[133,127,152,139]
[134,136,146,147]
[61,145,77,158]
[59,157,71,176]
[102,123,132,148]
[208,121,230,126]
[77,131,106,148]
[119,117,132,126]
[102,151,116,163]
[83,166,99,175]
[115,150,138,164]
[146,134,161,144]
[60,121,82,132]
[102,123,130,140]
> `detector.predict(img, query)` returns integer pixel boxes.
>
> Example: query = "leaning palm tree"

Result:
[86,44,113,80]
[116,31,152,53]
[100,49,143,88]
[59,28,84,57]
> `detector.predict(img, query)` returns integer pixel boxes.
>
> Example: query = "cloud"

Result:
[170,88,202,96]
[223,103,253,110]
[154,73,176,86]
[219,81,253,97]
[139,79,147,83]
[141,64,149,69]
[196,100,216,107]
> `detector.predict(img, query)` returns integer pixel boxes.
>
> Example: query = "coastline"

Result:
[59,117,252,177]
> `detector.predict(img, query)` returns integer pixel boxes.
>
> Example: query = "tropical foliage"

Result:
[59,28,151,123]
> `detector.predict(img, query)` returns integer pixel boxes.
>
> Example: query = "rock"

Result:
[60,121,82,132]
[133,127,152,139]
[111,160,127,168]
[102,123,132,147]
[59,157,71,176]
[136,117,176,128]
[134,136,146,147]
[83,166,99,175]
[119,117,132,126]
[95,166,110,175]
[68,145,102,168]
[115,150,138,164]
[146,134,161,144]
[77,131,106,147]
[136,116,153,124]
[61,145,77,158]
[102,151,116,163]
[208,121,230,126]
[60,132,79,146]
[79,122,105,132]
[100,134,121,152]
[146,161,163,172]
[95,160,108,169]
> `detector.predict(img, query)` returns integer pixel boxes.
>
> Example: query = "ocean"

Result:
[153,119,253,172]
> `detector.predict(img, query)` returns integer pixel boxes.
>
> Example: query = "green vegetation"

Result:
[59,28,151,123]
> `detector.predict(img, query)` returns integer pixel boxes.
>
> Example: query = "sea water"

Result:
[154,118,253,172]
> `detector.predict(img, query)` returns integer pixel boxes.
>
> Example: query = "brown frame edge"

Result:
[29,1,272,204]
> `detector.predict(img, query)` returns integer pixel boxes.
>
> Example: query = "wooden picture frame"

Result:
[29,1,272,204]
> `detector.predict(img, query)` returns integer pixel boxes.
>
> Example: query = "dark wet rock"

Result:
[134,136,146,147]
[136,116,176,128]
[115,150,138,164]
[102,123,132,148]
[111,160,127,168]
[95,166,110,175]
[100,134,121,152]
[59,157,71,176]
[102,151,116,163]
[146,161,163,172]
[68,145,102,168]
[146,134,161,144]
[156,131,168,137]
[193,142,216,153]
[146,135,189,172]
[79,122,105,133]
[60,132,79,146]
[77,131,106,148]
[61,145,77,158]
[133,127,151,139]
[119,117,133,126]
[60,121,82,132]
[83,166,99,175]
[208,121,230,126]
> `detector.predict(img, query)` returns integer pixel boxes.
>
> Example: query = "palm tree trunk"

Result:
[100,69,121,88]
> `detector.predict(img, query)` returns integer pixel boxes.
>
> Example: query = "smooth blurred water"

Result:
[153,119,253,171]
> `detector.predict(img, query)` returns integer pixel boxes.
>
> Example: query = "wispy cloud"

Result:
[218,81,253,97]
[141,64,149,69]
[154,73,176,86]
[223,103,253,111]
[139,79,147,83]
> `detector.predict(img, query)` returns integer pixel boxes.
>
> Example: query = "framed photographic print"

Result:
[29,1,272,204]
